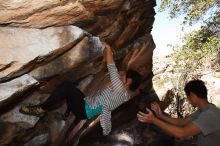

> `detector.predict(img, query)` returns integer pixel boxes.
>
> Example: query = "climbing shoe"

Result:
[20,105,45,117]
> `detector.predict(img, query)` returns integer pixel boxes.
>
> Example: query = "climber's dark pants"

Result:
[40,80,87,120]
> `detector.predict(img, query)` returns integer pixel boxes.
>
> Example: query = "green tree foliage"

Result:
[159,0,219,25]
[178,18,219,70]
[158,0,220,117]
[168,19,220,117]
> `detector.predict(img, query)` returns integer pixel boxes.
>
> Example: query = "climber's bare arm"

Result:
[103,43,114,64]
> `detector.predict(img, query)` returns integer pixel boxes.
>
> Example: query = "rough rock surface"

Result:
[0,26,85,82]
[29,36,104,81]
[0,74,38,108]
[0,0,123,28]
[0,0,157,145]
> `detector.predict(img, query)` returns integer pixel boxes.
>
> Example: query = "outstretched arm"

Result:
[151,102,191,126]
[102,42,125,99]
[137,108,201,140]
[103,43,114,64]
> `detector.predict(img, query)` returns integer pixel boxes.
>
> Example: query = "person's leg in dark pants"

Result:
[40,81,81,110]
[20,80,87,119]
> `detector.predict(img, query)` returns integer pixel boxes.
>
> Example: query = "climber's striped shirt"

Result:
[84,63,130,135]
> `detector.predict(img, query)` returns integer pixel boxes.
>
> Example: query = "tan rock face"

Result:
[0,26,85,82]
[0,74,38,107]
[122,35,155,76]
[0,0,123,28]
[29,36,104,80]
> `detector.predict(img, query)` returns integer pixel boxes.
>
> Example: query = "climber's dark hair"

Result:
[184,80,207,99]
[126,69,142,91]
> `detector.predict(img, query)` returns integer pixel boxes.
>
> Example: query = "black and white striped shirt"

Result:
[84,63,130,135]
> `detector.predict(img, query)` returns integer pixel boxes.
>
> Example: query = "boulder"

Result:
[0,26,85,82]
[29,36,104,81]
[0,0,123,28]
[0,74,38,108]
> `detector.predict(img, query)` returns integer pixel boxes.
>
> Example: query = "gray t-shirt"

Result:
[190,104,220,146]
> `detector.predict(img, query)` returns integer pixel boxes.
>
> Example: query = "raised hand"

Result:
[151,102,162,118]
[103,42,112,53]
[102,42,114,64]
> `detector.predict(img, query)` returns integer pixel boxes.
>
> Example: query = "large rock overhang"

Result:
[0,0,157,145]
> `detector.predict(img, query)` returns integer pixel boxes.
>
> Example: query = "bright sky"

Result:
[152,0,201,57]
